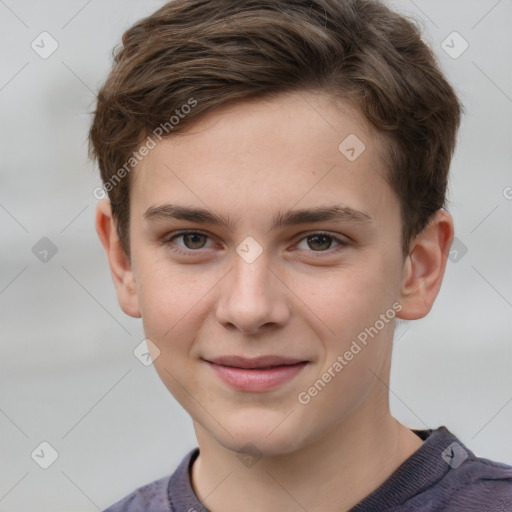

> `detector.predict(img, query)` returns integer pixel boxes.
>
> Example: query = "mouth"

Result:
[203,355,309,392]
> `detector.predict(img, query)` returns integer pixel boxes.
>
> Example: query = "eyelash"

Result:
[162,230,348,257]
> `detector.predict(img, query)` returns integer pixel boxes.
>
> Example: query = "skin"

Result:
[96,91,453,512]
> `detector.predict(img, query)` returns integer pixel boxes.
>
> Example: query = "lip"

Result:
[204,355,309,392]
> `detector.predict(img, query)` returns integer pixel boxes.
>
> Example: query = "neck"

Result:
[190,391,423,512]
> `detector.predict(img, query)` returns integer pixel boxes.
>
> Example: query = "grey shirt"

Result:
[104,426,512,511]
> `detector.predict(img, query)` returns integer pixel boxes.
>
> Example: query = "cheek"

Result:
[134,246,212,325]
[138,265,208,405]
[133,256,213,378]
[292,258,399,342]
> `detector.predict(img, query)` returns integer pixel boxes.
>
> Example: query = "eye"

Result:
[294,232,347,253]
[163,230,217,254]
[162,230,348,257]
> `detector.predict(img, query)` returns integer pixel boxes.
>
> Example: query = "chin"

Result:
[221,432,303,458]
[211,410,312,458]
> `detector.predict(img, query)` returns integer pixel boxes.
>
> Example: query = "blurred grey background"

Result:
[0,0,511,510]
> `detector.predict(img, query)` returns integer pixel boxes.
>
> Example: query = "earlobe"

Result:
[397,210,454,320]
[95,199,141,318]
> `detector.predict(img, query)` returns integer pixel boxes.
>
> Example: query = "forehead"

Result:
[130,92,395,224]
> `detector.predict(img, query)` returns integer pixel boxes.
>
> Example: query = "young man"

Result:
[89,0,512,510]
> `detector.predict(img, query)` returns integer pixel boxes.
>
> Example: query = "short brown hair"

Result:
[88,0,462,258]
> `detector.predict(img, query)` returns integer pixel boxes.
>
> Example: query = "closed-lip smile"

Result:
[204,355,309,391]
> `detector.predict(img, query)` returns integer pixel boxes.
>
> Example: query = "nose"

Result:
[215,253,291,335]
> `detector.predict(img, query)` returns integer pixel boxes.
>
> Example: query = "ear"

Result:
[397,209,454,320]
[95,199,141,318]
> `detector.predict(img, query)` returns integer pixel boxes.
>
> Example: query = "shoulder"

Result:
[356,426,512,512]
[440,453,512,510]
[412,428,512,511]
[103,473,172,512]
[102,448,200,512]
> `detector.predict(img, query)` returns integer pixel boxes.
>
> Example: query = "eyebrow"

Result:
[143,203,374,231]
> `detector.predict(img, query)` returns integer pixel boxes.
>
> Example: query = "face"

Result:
[125,92,407,456]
